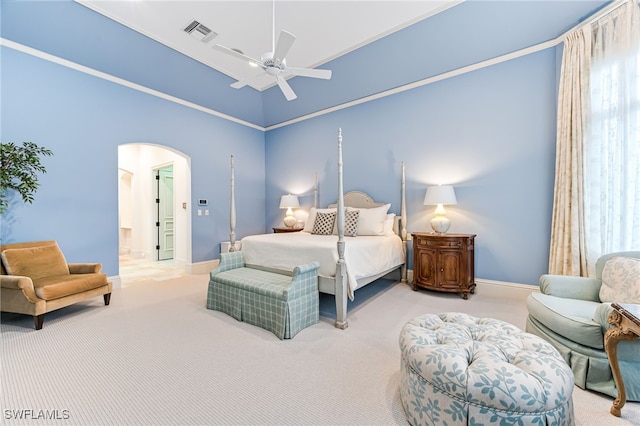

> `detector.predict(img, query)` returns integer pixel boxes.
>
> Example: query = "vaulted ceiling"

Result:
[2,1,610,128]
[76,0,458,92]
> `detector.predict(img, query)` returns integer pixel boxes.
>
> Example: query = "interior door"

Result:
[157,166,174,261]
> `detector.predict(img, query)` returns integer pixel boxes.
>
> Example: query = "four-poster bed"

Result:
[228,128,407,329]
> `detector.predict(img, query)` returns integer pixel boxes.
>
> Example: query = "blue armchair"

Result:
[526,251,640,401]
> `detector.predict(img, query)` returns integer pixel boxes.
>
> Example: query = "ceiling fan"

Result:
[212,5,332,101]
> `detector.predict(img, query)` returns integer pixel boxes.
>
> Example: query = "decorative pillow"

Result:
[303,208,336,233]
[312,211,337,235]
[599,257,640,303]
[383,213,396,235]
[352,203,391,236]
[1,243,70,280]
[344,210,360,237]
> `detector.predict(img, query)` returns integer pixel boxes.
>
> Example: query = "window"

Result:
[584,46,640,256]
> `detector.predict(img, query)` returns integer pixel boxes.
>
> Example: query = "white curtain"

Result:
[550,0,640,276]
[585,1,640,266]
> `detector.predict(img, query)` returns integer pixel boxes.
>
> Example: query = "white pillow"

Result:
[383,213,396,235]
[351,203,391,236]
[303,208,336,233]
[599,257,640,303]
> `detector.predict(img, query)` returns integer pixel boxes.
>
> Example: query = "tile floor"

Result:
[119,255,186,287]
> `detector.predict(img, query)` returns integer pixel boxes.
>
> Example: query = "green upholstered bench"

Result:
[207,251,319,339]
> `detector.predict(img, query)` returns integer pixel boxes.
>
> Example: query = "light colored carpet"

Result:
[1,274,639,425]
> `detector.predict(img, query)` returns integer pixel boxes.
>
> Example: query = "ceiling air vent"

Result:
[183,20,217,43]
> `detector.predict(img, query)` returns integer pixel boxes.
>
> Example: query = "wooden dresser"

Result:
[411,233,476,299]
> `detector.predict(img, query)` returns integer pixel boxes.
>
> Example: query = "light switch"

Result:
[205,210,209,216]
[197,209,202,216]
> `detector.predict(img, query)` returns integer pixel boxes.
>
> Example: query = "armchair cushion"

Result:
[34,273,109,300]
[526,292,604,349]
[1,243,69,279]
[599,256,640,303]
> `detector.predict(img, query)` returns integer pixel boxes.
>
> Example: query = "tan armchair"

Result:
[0,240,112,329]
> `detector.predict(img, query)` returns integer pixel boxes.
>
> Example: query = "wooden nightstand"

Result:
[411,233,476,299]
[273,227,303,233]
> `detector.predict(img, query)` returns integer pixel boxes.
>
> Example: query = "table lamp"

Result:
[279,194,300,228]
[423,185,457,234]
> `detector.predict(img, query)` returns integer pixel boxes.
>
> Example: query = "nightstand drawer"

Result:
[416,237,462,249]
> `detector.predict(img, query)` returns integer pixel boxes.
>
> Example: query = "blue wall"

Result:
[2,0,610,285]
[265,49,558,285]
[1,47,265,276]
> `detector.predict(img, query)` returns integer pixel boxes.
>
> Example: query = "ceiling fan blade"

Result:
[230,72,271,89]
[276,75,297,101]
[213,43,263,67]
[284,67,332,80]
[273,30,296,64]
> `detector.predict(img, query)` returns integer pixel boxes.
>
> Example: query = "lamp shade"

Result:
[279,194,300,209]
[423,185,457,206]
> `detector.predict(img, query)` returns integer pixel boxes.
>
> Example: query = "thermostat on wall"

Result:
[198,199,208,206]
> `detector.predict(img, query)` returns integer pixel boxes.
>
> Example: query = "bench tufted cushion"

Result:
[399,312,575,425]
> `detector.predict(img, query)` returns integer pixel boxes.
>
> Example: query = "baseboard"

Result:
[109,275,122,290]
[475,278,537,298]
[187,259,219,275]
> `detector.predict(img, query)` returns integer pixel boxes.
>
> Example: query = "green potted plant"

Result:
[0,142,53,213]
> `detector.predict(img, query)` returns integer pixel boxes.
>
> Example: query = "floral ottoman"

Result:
[399,312,575,426]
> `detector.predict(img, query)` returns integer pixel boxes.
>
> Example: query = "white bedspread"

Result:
[240,231,405,299]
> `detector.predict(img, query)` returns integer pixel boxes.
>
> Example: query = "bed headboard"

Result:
[327,191,385,209]
[328,191,401,235]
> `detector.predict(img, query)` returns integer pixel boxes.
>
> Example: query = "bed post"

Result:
[400,160,408,282]
[314,172,318,208]
[335,128,348,330]
[229,155,237,252]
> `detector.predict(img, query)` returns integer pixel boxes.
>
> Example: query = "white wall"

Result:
[118,143,191,267]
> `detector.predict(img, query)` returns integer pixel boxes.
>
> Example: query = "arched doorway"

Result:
[118,143,192,286]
